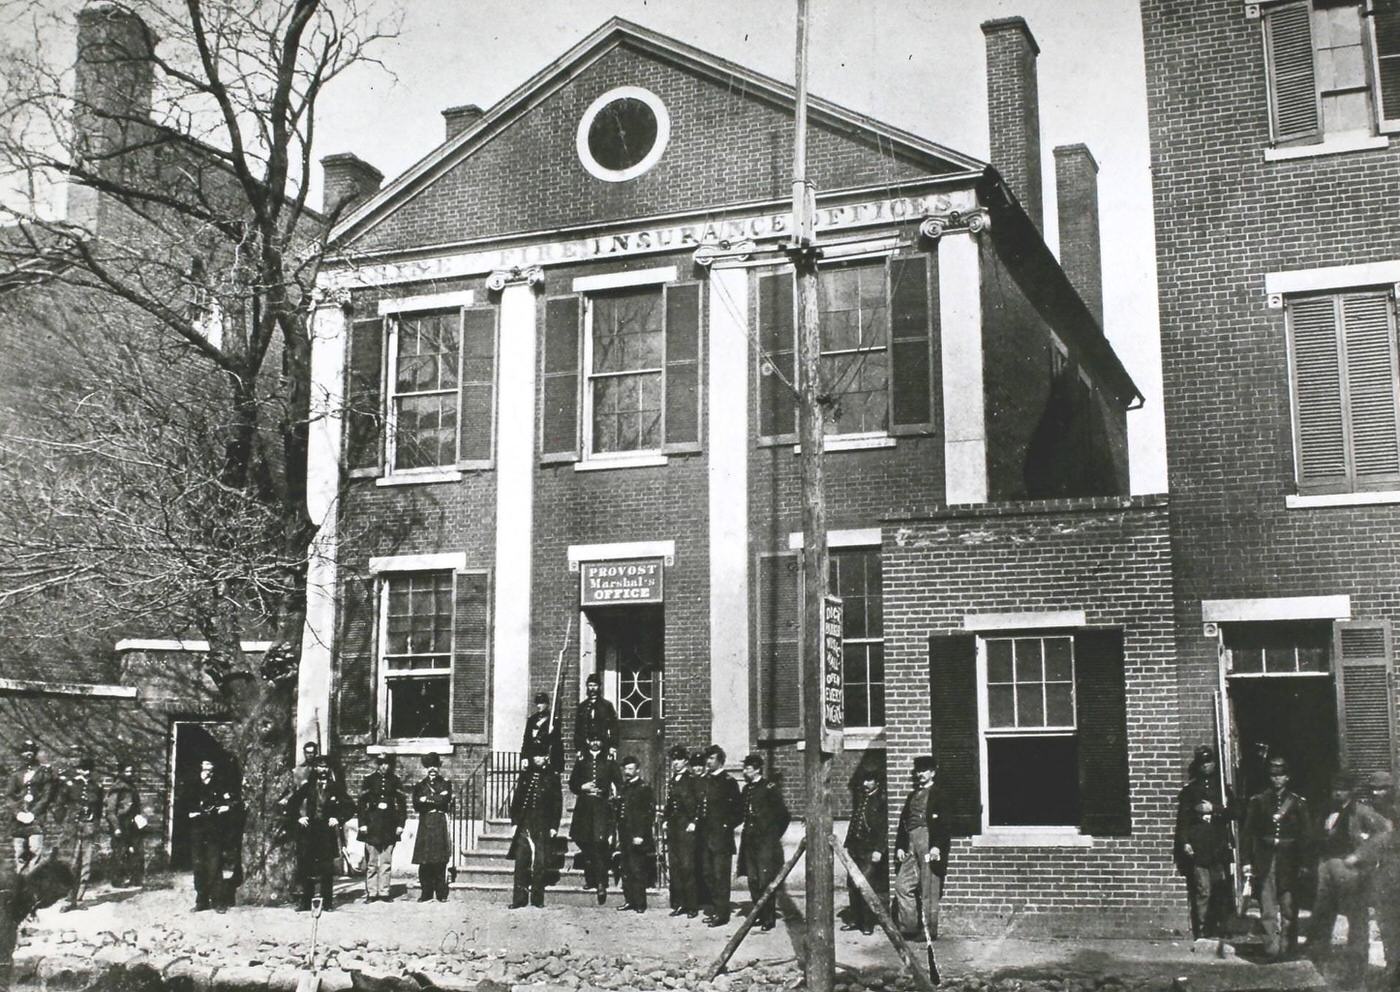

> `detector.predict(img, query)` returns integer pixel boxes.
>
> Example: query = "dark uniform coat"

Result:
[1173,776,1236,871]
[895,782,951,879]
[411,775,453,865]
[190,775,239,903]
[845,785,889,861]
[737,778,789,876]
[697,771,742,853]
[521,711,563,767]
[7,766,52,838]
[357,770,406,849]
[617,777,656,855]
[507,766,562,859]
[1241,787,1312,880]
[62,777,103,839]
[103,779,140,835]
[569,753,622,845]
[288,777,348,875]
[573,697,619,755]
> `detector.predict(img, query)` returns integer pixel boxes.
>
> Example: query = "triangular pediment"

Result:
[332,19,985,253]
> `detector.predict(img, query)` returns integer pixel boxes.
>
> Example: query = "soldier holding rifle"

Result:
[508,752,561,909]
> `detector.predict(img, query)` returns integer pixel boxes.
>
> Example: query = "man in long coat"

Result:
[574,675,619,758]
[103,762,144,888]
[843,765,889,935]
[697,745,742,927]
[1173,744,1237,939]
[289,757,348,911]
[357,753,406,902]
[737,753,789,931]
[570,736,622,903]
[411,755,452,902]
[893,755,950,941]
[616,756,656,913]
[188,758,239,912]
[58,756,102,911]
[1241,755,1313,959]
[7,740,53,873]
[662,744,699,917]
[509,752,562,909]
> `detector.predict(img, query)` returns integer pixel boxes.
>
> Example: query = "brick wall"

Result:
[883,496,1182,936]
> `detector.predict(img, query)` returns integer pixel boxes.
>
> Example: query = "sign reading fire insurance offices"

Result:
[580,558,664,606]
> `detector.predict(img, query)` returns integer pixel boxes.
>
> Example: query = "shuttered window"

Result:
[1264,1,1322,144]
[1287,290,1400,493]
[1375,5,1400,131]
[336,574,377,737]
[929,634,982,836]
[457,307,497,465]
[452,571,491,740]
[345,316,385,474]
[664,283,703,451]
[756,551,802,739]
[541,296,582,462]
[1334,619,1396,777]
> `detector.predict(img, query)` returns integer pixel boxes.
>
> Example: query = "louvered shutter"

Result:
[457,307,496,464]
[889,255,936,435]
[756,551,802,739]
[345,316,385,473]
[1342,294,1400,485]
[1289,296,1348,487]
[928,634,982,836]
[664,282,702,452]
[1264,1,1321,144]
[452,571,491,739]
[758,271,796,440]
[541,296,581,462]
[1372,7,1400,133]
[1335,620,1397,778]
[1075,628,1131,836]
[337,574,376,737]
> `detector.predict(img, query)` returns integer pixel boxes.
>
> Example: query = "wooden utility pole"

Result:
[790,2,835,991]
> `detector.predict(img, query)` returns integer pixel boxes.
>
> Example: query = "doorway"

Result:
[1227,676,1338,809]
[168,722,234,870]
[590,607,664,791]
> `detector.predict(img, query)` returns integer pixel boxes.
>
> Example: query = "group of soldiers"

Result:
[4,739,146,911]
[1173,744,1400,982]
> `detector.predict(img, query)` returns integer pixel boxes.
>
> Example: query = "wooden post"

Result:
[704,836,807,980]
[830,839,939,991]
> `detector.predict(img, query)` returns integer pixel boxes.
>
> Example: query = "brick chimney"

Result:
[981,17,1043,232]
[1053,144,1104,326]
[320,153,383,216]
[73,2,156,168]
[442,104,484,141]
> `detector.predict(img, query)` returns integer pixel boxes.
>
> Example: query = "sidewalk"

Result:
[13,878,1329,992]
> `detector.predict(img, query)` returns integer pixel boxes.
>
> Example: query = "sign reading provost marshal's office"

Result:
[580,558,664,606]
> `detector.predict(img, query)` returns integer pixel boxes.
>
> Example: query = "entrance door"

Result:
[169,722,234,870]
[1228,677,1338,808]
[593,608,664,791]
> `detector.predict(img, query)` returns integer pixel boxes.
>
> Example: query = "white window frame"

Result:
[828,543,885,733]
[816,256,895,440]
[1220,619,1335,677]
[376,569,456,743]
[581,282,668,466]
[385,307,465,477]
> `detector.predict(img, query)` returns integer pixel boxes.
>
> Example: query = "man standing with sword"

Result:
[509,751,561,909]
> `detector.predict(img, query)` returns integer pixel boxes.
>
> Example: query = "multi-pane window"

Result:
[1286,290,1400,493]
[381,572,453,738]
[983,635,1079,827]
[830,547,884,729]
[1224,621,1331,674]
[390,311,459,471]
[587,288,664,454]
[819,262,890,436]
[1263,0,1400,146]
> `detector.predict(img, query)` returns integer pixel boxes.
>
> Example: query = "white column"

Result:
[939,231,988,504]
[296,293,349,748]
[707,266,751,761]
[491,279,538,754]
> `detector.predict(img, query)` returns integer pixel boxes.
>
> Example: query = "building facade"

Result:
[1144,0,1400,813]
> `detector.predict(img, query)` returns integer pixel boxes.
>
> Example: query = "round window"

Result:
[576,87,670,182]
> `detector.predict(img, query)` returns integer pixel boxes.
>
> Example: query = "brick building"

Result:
[300,16,1186,929]
[1143,0,1400,819]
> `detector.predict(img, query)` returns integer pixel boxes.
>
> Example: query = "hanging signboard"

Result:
[580,558,664,606]
[822,594,844,754]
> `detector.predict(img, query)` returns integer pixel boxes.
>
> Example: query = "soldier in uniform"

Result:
[842,765,888,936]
[508,751,562,909]
[288,757,348,911]
[1344,814,1400,987]
[357,753,406,902]
[411,754,452,902]
[1368,770,1399,825]
[103,762,144,888]
[574,675,619,758]
[1172,744,1237,939]
[188,758,238,912]
[616,756,655,913]
[662,745,698,917]
[697,745,741,927]
[292,741,321,790]
[521,692,563,770]
[738,753,790,932]
[7,740,53,873]
[1306,769,1389,974]
[58,756,102,911]
[1241,755,1314,959]
[689,750,711,913]
[893,756,950,941]
[570,736,621,904]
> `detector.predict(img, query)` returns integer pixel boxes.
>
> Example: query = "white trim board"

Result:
[1265,261,1400,298]
[788,528,882,550]
[378,290,475,315]
[963,610,1087,631]
[567,540,676,571]
[1201,596,1351,623]
[368,552,469,574]
[572,267,678,293]
[115,638,273,653]
[0,678,137,699]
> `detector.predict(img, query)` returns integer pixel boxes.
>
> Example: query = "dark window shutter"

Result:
[756,551,802,739]
[1341,294,1400,484]
[889,255,935,434]
[337,574,376,737]
[758,271,796,440]
[458,307,496,464]
[664,282,702,452]
[1289,295,1348,486]
[541,296,581,462]
[1263,1,1321,144]
[1373,7,1400,132]
[345,316,384,473]
[1074,628,1131,836]
[928,634,981,836]
[452,571,491,738]
[1335,620,1396,777]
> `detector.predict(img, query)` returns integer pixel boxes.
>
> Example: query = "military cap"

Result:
[620,754,640,767]
[913,755,937,773]
[421,753,442,769]
[534,691,550,704]
[688,751,706,767]
[17,739,37,755]
[1267,756,1289,775]
[585,673,601,686]
[705,744,727,764]
[1192,744,1217,762]
[668,744,689,761]
[742,752,765,771]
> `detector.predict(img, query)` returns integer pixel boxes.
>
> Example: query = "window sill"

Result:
[1264,134,1389,161]
[1286,490,1400,509]
[367,741,454,755]
[375,470,463,487]
[796,728,885,751]
[971,827,1093,848]
[574,453,669,472]
[793,434,898,454]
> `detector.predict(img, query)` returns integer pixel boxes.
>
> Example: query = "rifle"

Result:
[546,619,573,766]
